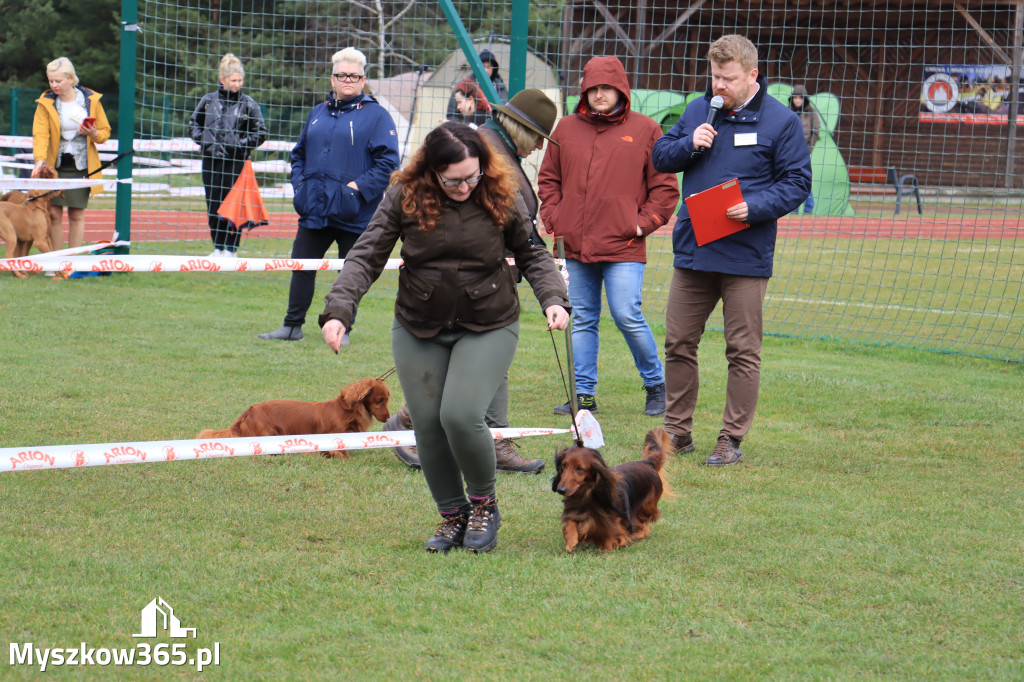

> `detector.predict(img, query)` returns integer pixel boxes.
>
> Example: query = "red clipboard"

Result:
[684,178,747,246]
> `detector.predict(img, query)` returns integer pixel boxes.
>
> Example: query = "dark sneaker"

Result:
[425,513,467,553]
[704,434,743,466]
[644,383,666,416]
[383,404,420,469]
[463,496,501,553]
[257,325,303,341]
[671,432,695,454]
[553,394,598,415]
[494,439,545,474]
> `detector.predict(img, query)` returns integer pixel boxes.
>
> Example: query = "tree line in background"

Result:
[0,0,122,134]
[0,0,563,140]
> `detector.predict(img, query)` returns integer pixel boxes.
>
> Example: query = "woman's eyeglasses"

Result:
[435,171,485,189]
[332,72,364,82]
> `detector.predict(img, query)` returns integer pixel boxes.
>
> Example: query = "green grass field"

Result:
[0,273,1021,679]
[94,184,1024,362]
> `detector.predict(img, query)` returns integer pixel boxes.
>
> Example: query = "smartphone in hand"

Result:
[82,117,96,127]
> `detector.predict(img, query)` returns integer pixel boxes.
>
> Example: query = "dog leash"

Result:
[26,150,135,204]
[376,367,396,382]
[552,236,583,447]
[549,330,583,447]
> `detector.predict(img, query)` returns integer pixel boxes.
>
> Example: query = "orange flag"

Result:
[217,160,269,231]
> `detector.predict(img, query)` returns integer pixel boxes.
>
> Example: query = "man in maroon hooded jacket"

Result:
[538,56,679,417]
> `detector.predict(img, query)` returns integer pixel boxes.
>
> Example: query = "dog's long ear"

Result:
[551,447,567,492]
[589,453,616,503]
[342,378,376,404]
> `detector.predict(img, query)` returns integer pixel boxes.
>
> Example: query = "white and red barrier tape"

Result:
[0,427,570,473]
[0,254,398,274]
[2,254,565,275]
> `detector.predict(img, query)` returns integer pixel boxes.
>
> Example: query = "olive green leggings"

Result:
[392,320,520,512]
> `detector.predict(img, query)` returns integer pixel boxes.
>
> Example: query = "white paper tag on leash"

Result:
[574,409,604,449]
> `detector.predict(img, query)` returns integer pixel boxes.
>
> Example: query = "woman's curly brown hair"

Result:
[391,121,517,232]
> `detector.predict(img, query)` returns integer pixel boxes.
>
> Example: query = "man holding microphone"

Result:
[652,34,811,466]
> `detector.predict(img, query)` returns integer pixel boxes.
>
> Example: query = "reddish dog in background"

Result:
[1,165,59,276]
[196,378,391,458]
[552,427,672,552]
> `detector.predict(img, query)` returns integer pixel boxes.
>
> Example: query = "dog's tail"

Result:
[643,427,677,499]
[197,427,236,439]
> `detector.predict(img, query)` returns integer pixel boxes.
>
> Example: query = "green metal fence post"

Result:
[509,0,530,96]
[11,89,19,135]
[437,0,500,105]
[115,0,139,254]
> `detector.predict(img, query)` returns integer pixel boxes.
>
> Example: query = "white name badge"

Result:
[735,132,757,146]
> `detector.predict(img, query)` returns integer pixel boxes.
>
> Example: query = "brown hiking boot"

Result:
[704,434,743,466]
[494,438,545,474]
[671,432,695,454]
[383,404,420,470]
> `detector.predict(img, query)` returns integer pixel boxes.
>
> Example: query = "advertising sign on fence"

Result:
[920,64,1024,125]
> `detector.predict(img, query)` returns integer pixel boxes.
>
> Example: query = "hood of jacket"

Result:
[326,92,376,113]
[575,56,631,115]
[478,49,499,68]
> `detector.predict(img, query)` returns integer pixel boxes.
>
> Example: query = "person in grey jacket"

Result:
[188,53,268,257]
[320,122,570,554]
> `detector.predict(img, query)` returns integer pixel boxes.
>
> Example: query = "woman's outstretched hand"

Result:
[322,319,348,353]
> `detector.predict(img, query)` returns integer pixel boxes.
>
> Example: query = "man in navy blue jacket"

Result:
[652,34,811,466]
[260,47,399,342]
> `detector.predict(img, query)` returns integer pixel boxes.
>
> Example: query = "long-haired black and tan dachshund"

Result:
[552,428,672,552]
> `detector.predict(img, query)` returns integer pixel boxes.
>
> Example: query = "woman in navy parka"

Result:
[259,47,400,342]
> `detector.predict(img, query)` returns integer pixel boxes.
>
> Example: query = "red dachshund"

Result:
[1,165,59,277]
[196,378,391,458]
[552,428,672,552]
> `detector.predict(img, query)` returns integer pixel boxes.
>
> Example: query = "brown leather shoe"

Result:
[494,438,545,474]
[704,434,743,466]
[383,404,420,470]
[671,432,695,454]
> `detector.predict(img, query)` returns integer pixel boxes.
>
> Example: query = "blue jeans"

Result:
[565,259,664,395]
[803,190,815,214]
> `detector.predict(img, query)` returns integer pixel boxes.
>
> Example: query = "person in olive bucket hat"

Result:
[384,88,563,475]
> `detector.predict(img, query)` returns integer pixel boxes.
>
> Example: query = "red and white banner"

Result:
[1,254,564,275]
[0,254,403,274]
[0,427,570,473]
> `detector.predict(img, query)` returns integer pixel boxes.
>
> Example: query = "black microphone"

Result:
[691,95,724,159]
